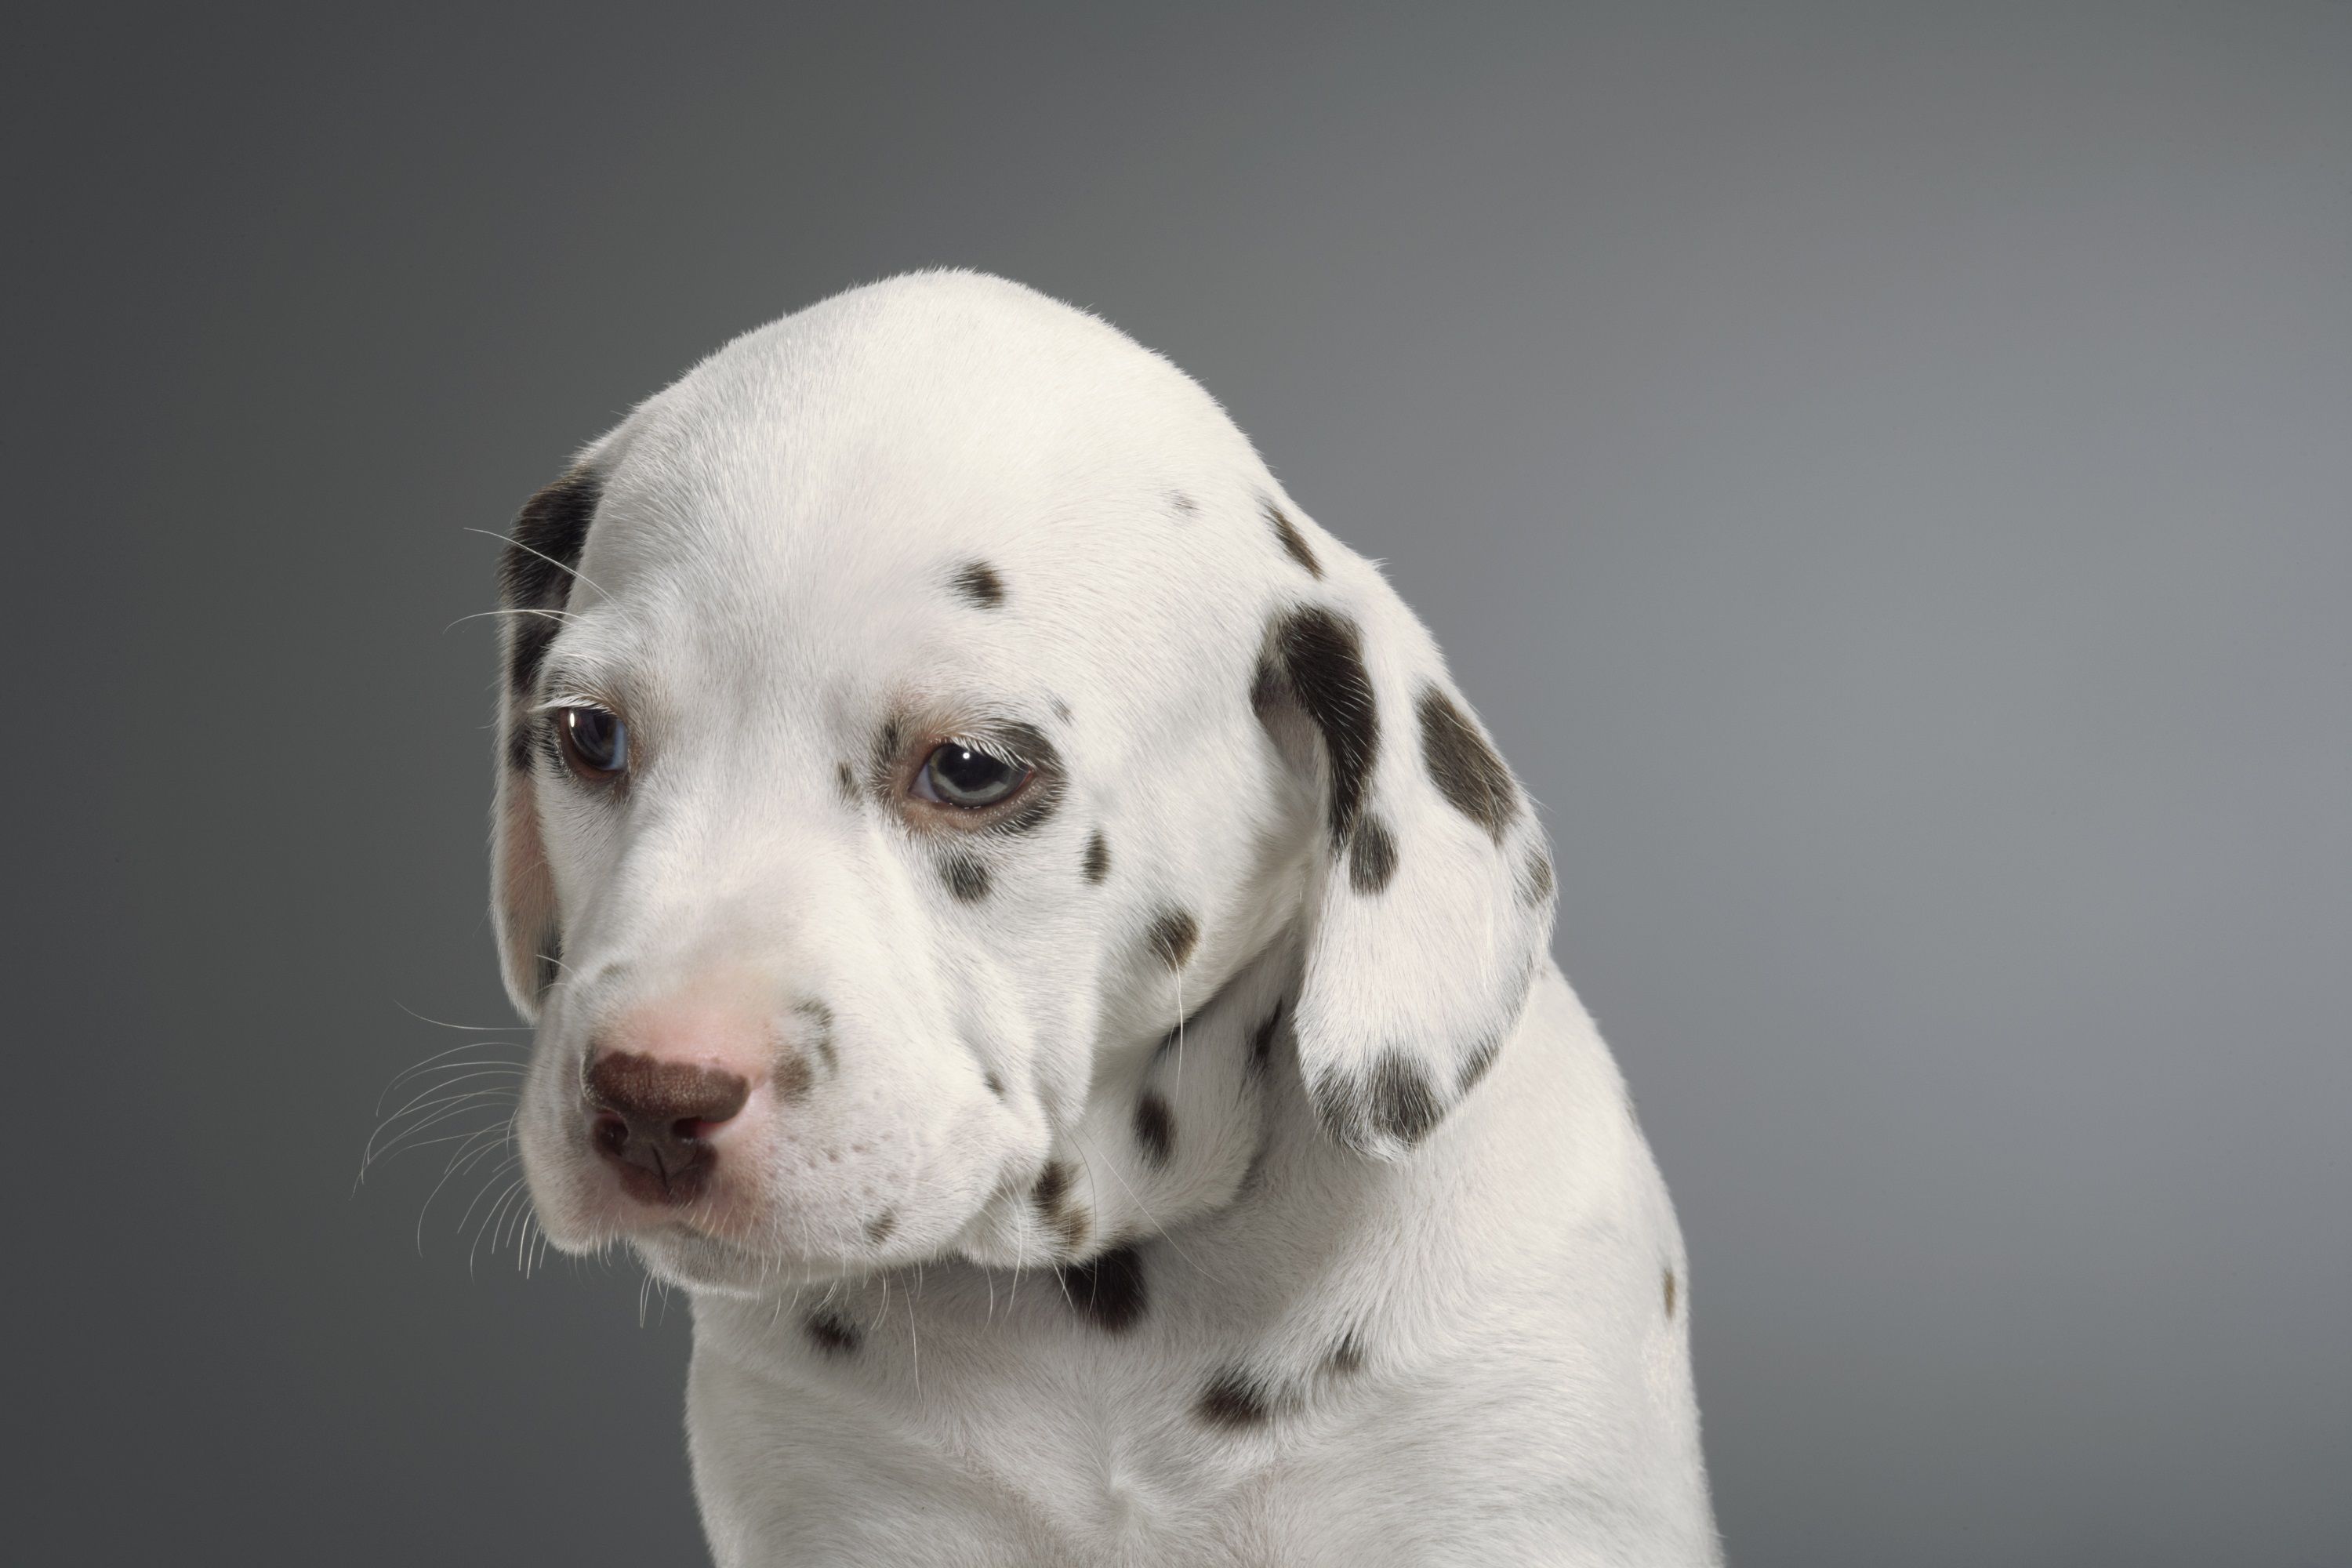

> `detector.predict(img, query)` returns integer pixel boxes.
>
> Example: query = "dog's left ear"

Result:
[488,467,602,1022]
[1253,524,1557,1160]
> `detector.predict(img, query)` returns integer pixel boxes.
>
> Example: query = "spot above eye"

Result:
[913,742,1029,808]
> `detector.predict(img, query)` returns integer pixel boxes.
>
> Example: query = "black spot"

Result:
[1367,1051,1444,1145]
[1519,846,1555,907]
[1664,1268,1678,1319]
[1082,831,1111,884]
[1247,1004,1284,1078]
[951,560,1005,608]
[793,1000,837,1073]
[506,720,535,773]
[1317,1051,1444,1150]
[805,1310,860,1356]
[534,931,563,999]
[942,852,992,902]
[1456,1031,1503,1094]
[1058,1244,1148,1333]
[984,1070,1007,1099]
[1146,908,1200,970]
[1417,687,1517,843]
[1254,608,1378,845]
[865,1209,898,1245]
[1327,1332,1366,1376]
[498,470,601,608]
[1031,1161,1090,1252]
[1263,499,1323,578]
[1347,811,1397,894]
[1133,1093,1174,1167]
[499,470,601,691]
[1196,1370,1272,1428]
[508,615,560,695]
[835,761,859,806]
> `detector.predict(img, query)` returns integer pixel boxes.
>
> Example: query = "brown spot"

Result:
[1417,687,1517,842]
[865,1209,899,1245]
[835,761,859,806]
[984,1070,1007,1098]
[1263,499,1323,578]
[1058,1244,1148,1333]
[1031,1160,1091,1252]
[1196,1370,1271,1428]
[1146,908,1199,970]
[1082,830,1111,884]
[951,560,1005,608]
[1664,1268,1677,1319]
[793,999,837,1073]
[1133,1093,1174,1167]
[1347,811,1397,894]
[772,1052,815,1102]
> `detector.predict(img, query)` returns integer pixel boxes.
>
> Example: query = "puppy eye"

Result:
[557,706,628,778]
[913,742,1029,808]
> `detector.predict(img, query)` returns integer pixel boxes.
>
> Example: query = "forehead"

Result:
[559,277,1271,718]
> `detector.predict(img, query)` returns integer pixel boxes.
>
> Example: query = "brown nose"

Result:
[585,1050,751,1205]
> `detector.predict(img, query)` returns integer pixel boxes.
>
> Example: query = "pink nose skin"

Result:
[584,995,771,1208]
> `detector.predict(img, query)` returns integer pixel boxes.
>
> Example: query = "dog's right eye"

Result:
[557,706,628,779]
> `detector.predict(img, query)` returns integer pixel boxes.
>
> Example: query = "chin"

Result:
[630,1226,825,1298]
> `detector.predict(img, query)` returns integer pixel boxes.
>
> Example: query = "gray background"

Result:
[9,3,2347,1563]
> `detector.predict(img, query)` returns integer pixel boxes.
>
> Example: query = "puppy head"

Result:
[491,273,1553,1294]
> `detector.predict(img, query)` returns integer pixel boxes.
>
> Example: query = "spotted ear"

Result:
[1253,543,1556,1160]
[488,468,602,1020]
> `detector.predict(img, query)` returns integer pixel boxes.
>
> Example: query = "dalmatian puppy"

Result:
[491,271,1717,1566]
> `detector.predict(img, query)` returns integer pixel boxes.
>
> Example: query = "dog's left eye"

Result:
[913,742,1029,808]
[557,706,628,778]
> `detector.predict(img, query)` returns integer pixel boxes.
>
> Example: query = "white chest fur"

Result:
[684,970,1718,1567]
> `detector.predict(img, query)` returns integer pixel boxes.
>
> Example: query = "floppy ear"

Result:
[488,467,603,1021]
[1253,525,1556,1160]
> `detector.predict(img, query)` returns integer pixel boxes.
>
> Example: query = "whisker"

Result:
[463,526,608,597]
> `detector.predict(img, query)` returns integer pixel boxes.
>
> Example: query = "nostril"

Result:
[592,1110,631,1156]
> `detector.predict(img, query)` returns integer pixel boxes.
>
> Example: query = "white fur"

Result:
[492,272,1718,1565]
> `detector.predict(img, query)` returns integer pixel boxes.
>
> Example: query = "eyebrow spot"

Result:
[951,561,1006,608]
[1083,831,1111,884]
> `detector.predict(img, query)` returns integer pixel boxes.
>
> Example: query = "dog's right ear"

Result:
[488,468,601,1021]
